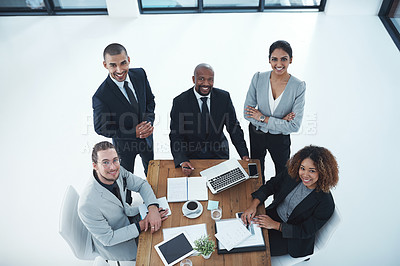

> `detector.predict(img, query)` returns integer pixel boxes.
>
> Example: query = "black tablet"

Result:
[154,231,195,266]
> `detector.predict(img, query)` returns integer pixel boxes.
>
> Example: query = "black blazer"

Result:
[252,169,335,258]
[169,87,249,167]
[92,68,155,147]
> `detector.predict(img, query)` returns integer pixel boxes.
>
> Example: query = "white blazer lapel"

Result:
[260,71,272,117]
[271,76,293,116]
[93,179,124,208]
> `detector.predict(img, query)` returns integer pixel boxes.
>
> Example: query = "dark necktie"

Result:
[124,81,139,115]
[200,97,210,137]
[112,183,124,206]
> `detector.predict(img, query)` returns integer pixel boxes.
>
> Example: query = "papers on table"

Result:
[163,223,207,243]
[139,197,171,219]
[215,218,266,253]
[214,218,251,251]
[167,176,208,202]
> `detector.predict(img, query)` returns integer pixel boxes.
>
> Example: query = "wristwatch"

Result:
[259,115,266,122]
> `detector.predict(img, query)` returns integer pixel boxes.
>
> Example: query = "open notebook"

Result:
[167,176,208,202]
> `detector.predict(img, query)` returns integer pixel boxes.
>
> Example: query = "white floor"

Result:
[0,1,399,265]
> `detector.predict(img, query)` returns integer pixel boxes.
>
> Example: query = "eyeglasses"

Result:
[98,158,121,168]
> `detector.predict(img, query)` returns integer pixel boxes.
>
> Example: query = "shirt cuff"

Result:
[135,222,141,234]
[281,222,293,238]
[148,203,159,209]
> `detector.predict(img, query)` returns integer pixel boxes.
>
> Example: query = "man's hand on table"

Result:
[145,205,169,233]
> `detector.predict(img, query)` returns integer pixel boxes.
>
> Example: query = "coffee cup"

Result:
[186,200,198,211]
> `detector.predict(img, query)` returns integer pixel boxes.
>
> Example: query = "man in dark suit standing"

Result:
[93,43,155,203]
[170,63,249,176]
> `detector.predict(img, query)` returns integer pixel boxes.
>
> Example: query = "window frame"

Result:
[138,0,327,14]
[379,0,400,50]
[0,0,107,16]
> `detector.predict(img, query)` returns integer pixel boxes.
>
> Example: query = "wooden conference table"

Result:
[136,159,271,266]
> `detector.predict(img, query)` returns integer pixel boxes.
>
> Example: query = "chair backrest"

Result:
[59,185,97,260]
[270,205,341,266]
[314,206,341,251]
[93,256,110,266]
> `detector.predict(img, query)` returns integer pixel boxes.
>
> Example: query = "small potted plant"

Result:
[194,235,215,259]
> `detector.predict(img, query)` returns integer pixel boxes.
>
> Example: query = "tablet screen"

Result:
[156,232,194,265]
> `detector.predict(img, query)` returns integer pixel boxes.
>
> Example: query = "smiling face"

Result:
[298,158,319,189]
[269,48,292,76]
[93,148,120,185]
[103,51,130,82]
[192,67,214,96]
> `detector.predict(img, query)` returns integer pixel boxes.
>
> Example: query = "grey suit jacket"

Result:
[78,167,158,261]
[244,71,306,135]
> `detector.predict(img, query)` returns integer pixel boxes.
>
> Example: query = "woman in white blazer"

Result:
[244,40,306,183]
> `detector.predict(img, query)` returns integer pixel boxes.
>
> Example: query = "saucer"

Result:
[182,200,203,219]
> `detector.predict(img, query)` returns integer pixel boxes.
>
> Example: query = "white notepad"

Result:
[217,216,265,252]
[214,218,252,251]
[167,176,208,202]
[163,223,207,243]
[138,197,171,219]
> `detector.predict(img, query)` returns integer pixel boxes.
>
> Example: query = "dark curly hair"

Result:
[287,145,339,193]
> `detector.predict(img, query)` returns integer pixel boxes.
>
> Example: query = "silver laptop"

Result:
[200,160,249,194]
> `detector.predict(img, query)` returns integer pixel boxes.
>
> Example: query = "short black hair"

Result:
[103,43,128,60]
[269,40,293,59]
[194,63,214,76]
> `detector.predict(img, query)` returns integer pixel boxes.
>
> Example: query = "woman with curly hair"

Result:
[241,145,339,258]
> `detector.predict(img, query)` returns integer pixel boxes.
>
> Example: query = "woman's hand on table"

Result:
[241,198,260,226]
[253,214,281,230]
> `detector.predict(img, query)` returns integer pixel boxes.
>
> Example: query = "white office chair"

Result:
[59,185,98,260]
[93,256,111,266]
[271,206,341,266]
[93,258,136,266]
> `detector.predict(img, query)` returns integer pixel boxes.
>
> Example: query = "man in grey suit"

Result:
[78,141,168,261]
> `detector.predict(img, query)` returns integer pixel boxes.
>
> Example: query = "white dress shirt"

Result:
[193,87,211,112]
[268,80,284,115]
[110,74,138,103]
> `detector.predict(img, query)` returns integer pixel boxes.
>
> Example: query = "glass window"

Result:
[0,0,107,14]
[265,0,321,8]
[0,0,46,10]
[53,0,106,9]
[141,0,197,8]
[392,17,400,29]
[203,0,259,8]
[379,0,400,50]
[139,0,325,13]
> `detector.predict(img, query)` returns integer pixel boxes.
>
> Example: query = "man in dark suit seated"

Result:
[170,63,250,176]
[92,43,155,204]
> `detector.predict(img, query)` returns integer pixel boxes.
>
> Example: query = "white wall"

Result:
[0,1,399,265]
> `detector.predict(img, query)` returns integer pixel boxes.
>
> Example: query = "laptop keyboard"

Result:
[208,167,246,192]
